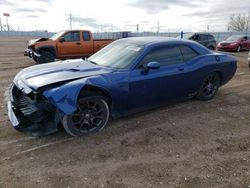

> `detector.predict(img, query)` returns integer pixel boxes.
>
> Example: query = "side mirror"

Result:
[59,37,65,43]
[143,61,160,73]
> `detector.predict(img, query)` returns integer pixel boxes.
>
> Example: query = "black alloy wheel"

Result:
[197,72,221,101]
[62,96,109,136]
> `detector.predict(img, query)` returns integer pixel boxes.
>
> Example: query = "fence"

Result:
[0,30,249,43]
[0,31,55,38]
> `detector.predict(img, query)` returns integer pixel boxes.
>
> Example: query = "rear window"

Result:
[179,45,199,62]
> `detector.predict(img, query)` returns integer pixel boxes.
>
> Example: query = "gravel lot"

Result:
[0,36,250,188]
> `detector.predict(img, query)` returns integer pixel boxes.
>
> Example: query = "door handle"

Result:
[76,42,81,45]
[178,67,184,71]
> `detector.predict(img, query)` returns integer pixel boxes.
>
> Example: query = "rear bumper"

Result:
[24,48,41,58]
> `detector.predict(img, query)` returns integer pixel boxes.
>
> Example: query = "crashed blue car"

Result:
[7,37,237,136]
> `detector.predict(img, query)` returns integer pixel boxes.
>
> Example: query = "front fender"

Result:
[43,75,112,115]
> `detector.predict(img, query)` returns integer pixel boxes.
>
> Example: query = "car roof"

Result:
[118,37,197,46]
[116,37,212,55]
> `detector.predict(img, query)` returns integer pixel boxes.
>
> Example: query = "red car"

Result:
[217,35,250,52]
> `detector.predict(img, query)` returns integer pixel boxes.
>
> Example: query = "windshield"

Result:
[88,40,143,69]
[49,30,65,40]
[226,35,245,41]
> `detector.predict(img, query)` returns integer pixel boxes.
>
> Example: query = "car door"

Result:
[128,45,199,111]
[197,34,208,47]
[57,31,83,57]
[80,31,94,56]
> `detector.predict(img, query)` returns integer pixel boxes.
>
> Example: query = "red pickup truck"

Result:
[24,30,113,63]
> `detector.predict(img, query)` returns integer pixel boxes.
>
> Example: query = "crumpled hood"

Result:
[28,38,50,46]
[14,59,113,90]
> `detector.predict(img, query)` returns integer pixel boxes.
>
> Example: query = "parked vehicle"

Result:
[217,35,250,52]
[181,32,216,50]
[24,30,113,63]
[8,37,237,137]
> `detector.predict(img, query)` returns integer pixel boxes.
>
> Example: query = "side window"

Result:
[63,31,80,42]
[208,35,214,40]
[199,34,208,41]
[83,31,91,41]
[140,46,184,67]
[179,45,199,62]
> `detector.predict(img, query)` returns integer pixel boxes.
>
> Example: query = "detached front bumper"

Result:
[6,83,60,136]
[24,48,41,58]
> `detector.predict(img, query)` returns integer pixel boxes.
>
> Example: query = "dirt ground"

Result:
[0,36,250,188]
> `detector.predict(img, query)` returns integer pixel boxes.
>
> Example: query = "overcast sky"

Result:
[0,0,250,32]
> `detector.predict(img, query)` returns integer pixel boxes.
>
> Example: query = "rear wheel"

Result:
[208,46,214,50]
[37,50,55,63]
[196,72,221,101]
[62,95,110,137]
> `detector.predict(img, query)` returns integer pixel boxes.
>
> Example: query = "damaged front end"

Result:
[7,82,61,136]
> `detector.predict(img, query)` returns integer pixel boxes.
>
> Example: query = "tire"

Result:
[196,72,221,101]
[236,45,241,52]
[33,56,38,63]
[208,46,214,50]
[62,95,110,137]
[37,50,55,64]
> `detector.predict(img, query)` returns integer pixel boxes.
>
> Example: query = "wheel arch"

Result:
[78,84,112,107]
[214,70,223,85]
[37,45,57,57]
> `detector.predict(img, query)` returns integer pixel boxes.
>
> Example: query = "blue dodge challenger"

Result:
[7,37,237,136]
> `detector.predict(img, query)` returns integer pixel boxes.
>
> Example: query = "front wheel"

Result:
[37,51,55,63]
[196,72,221,101]
[62,96,110,137]
[236,45,241,52]
[208,46,215,50]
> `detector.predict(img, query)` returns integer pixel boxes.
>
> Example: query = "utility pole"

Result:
[69,13,72,30]
[136,24,139,32]
[157,21,160,33]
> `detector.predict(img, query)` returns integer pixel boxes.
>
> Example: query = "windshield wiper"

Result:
[84,57,98,65]
[89,60,98,65]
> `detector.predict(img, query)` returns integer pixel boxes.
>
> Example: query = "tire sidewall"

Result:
[62,96,110,137]
[197,72,220,101]
[237,45,241,52]
[37,51,55,63]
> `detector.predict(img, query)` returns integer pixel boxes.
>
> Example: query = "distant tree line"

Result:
[227,13,250,32]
